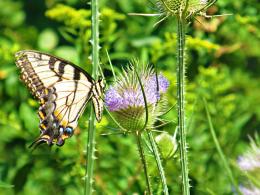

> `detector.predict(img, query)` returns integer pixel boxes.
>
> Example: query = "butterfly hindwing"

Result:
[15,50,105,147]
[36,80,93,146]
[52,80,93,128]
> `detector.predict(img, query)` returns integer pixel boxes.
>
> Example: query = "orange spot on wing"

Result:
[54,110,62,120]
[40,99,45,104]
[61,121,68,126]
[61,134,69,140]
[40,123,47,130]
[41,134,50,139]
[54,110,68,126]
[38,111,45,120]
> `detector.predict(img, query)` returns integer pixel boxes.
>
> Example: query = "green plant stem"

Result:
[136,131,152,195]
[177,17,190,195]
[147,131,169,195]
[203,98,241,194]
[85,0,99,194]
[85,106,96,195]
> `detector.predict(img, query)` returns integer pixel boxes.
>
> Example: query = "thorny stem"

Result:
[136,131,152,195]
[177,16,190,195]
[147,131,169,195]
[85,0,99,194]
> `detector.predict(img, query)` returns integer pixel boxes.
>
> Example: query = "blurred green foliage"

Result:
[0,0,259,194]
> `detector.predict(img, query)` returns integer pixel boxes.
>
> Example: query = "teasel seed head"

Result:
[105,63,169,133]
[155,132,178,159]
[156,0,209,17]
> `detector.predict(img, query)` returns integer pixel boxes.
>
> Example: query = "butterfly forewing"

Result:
[15,50,93,98]
[15,50,105,147]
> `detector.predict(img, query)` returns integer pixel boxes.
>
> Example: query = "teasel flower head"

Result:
[155,131,178,159]
[156,0,209,18]
[237,149,260,172]
[129,0,223,27]
[105,63,169,133]
[237,138,260,172]
[237,135,260,194]
[239,185,260,195]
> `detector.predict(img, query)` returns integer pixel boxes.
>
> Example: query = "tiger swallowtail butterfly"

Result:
[15,50,105,147]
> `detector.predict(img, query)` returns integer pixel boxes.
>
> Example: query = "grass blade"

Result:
[203,98,241,194]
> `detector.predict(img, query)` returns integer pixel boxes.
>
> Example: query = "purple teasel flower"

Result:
[237,144,260,171]
[104,66,169,132]
[237,138,260,195]
[105,74,169,112]
[239,185,260,195]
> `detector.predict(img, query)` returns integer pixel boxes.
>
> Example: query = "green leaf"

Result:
[0,181,14,188]
[19,103,38,131]
[38,28,59,51]
[54,46,79,64]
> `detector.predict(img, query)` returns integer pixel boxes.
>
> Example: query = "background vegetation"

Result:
[0,0,259,194]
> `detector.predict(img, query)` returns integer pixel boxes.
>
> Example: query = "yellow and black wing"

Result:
[15,50,93,98]
[15,50,105,147]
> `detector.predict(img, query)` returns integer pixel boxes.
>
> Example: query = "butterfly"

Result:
[15,50,105,147]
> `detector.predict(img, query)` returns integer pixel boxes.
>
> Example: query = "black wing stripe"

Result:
[91,80,105,122]
[49,57,56,70]
[58,61,65,76]
[73,69,81,80]
[93,96,101,116]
